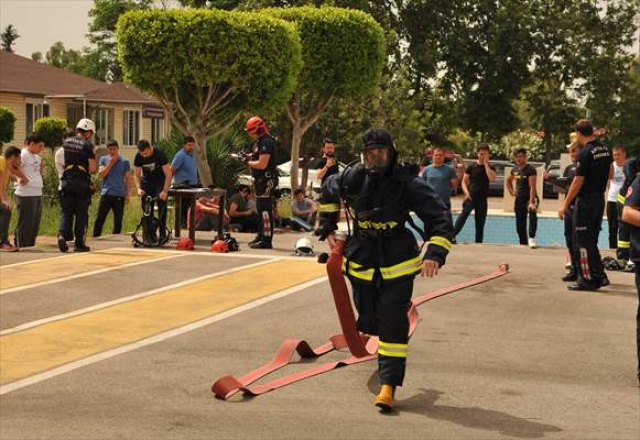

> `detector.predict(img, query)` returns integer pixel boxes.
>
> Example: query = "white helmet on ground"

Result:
[76,118,96,132]
[294,237,315,256]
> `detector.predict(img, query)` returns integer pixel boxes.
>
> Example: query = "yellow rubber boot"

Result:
[374,384,395,411]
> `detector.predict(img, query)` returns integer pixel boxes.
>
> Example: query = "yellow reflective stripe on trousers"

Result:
[379,256,422,280]
[618,240,631,249]
[428,235,452,251]
[318,203,340,213]
[342,258,375,281]
[617,193,626,204]
[357,220,399,230]
[378,341,408,358]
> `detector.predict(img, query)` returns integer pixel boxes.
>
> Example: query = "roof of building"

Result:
[0,51,157,104]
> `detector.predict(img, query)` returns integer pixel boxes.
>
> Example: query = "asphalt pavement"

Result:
[0,230,638,440]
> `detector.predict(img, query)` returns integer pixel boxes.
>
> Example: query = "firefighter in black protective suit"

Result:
[244,116,278,249]
[316,128,454,411]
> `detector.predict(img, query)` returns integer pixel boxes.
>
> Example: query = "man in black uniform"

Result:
[57,118,97,253]
[454,143,496,243]
[314,138,339,185]
[133,139,172,242]
[559,119,613,291]
[244,116,278,249]
[316,128,453,411]
[506,148,539,248]
[621,175,640,385]
[546,141,583,281]
[616,155,640,270]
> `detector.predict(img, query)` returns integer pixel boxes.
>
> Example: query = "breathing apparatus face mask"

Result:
[361,146,391,175]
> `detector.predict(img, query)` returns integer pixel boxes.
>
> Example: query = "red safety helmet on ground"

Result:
[176,237,194,251]
[245,116,269,135]
[211,239,229,253]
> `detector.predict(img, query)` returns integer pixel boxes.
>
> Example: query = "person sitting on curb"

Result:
[291,188,317,231]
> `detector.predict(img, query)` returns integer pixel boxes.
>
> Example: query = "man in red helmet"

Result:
[244,116,278,249]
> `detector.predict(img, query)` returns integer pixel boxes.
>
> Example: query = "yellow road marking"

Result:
[0,250,181,291]
[0,259,325,385]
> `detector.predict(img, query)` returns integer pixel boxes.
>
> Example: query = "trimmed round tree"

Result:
[33,117,67,151]
[266,6,386,189]
[117,8,302,186]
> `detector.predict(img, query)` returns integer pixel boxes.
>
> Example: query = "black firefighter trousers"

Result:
[573,193,606,285]
[351,276,413,387]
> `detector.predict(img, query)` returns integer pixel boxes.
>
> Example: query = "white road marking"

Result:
[1,257,283,335]
[0,275,327,395]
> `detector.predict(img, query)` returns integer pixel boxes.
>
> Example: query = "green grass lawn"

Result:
[7,195,167,239]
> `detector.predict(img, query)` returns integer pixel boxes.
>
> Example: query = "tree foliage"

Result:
[117,8,302,186]
[265,6,386,189]
[0,106,17,146]
[88,0,154,81]
[1,25,19,53]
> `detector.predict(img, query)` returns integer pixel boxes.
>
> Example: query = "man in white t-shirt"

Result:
[607,145,626,250]
[14,134,45,247]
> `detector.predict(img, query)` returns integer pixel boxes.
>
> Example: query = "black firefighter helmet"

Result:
[361,128,398,175]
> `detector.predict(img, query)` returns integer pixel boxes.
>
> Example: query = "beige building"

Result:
[0,51,168,154]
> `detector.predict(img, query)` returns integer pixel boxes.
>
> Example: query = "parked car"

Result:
[543,161,561,199]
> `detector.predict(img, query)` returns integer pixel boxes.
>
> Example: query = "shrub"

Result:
[0,106,16,147]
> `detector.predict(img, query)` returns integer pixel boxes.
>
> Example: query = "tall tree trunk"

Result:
[290,122,303,192]
[194,132,213,187]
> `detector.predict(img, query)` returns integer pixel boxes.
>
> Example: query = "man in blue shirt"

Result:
[171,136,199,227]
[421,147,457,225]
[93,140,131,237]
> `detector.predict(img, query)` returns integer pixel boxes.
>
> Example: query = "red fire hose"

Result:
[211,237,509,400]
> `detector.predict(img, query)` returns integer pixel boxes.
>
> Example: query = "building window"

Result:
[151,118,164,145]
[66,104,83,129]
[92,108,113,146]
[123,110,140,146]
[25,102,50,136]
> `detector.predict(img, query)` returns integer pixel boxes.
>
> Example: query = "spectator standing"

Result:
[93,140,131,237]
[506,148,539,248]
[57,119,97,252]
[454,143,496,243]
[621,179,640,386]
[559,119,612,291]
[14,134,45,248]
[0,146,21,251]
[228,185,260,232]
[133,140,172,241]
[315,138,339,185]
[291,188,317,231]
[606,145,626,249]
[171,136,199,227]
[420,147,457,224]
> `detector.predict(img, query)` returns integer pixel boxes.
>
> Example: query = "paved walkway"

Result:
[0,231,638,439]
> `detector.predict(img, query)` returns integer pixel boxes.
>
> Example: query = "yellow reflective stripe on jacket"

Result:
[342,259,375,281]
[428,235,452,251]
[318,203,340,213]
[618,240,631,249]
[378,341,408,358]
[357,220,399,230]
[379,256,422,280]
[617,193,626,204]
